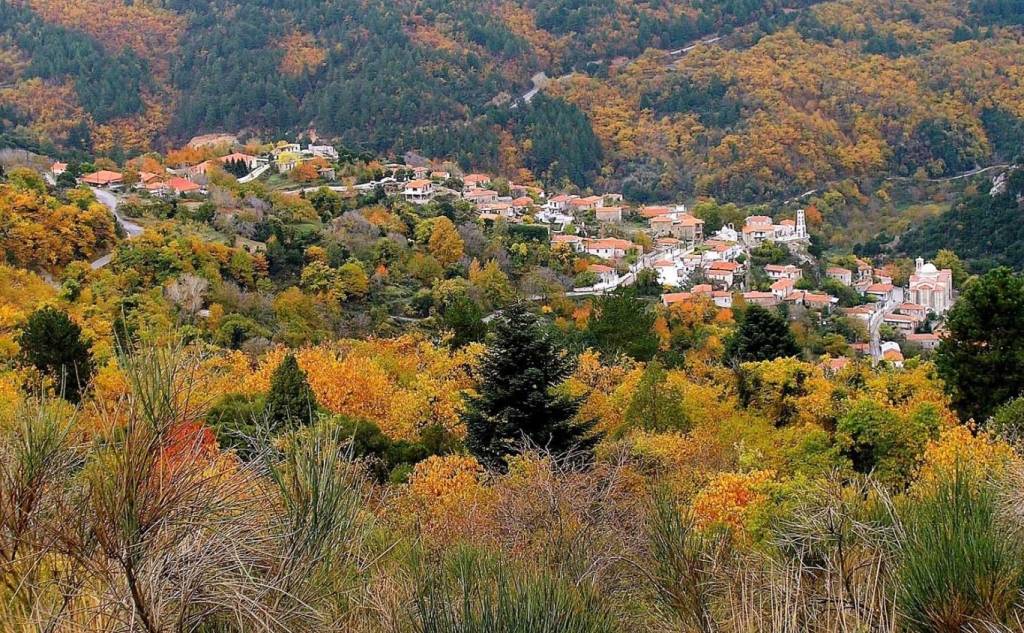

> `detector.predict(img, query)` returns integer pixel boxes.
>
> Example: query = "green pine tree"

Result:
[726,304,799,363]
[588,291,658,361]
[463,303,600,470]
[264,354,318,433]
[19,306,93,403]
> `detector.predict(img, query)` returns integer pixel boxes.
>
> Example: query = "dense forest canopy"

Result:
[1,0,1024,197]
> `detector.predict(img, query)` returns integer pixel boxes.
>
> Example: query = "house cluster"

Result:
[64,163,207,197]
[643,206,704,242]
[269,143,336,177]
[401,171,544,222]
[698,209,809,247]
[837,257,954,364]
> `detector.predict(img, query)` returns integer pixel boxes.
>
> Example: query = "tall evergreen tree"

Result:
[264,354,318,433]
[726,304,799,363]
[936,267,1024,423]
[463,303,599,470]
[19,306,93,403]
[588,291,658,361]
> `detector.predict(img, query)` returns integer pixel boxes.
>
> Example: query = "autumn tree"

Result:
[19,306,92,402]
[726,305,799,363]
[428,217,464,267]
[463,303,599,470]
[264,354,318,433]
[624,360,689,432]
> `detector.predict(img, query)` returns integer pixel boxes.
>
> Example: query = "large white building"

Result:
[908,258,955,314]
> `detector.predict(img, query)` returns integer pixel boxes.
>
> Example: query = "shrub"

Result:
[897,469,1024,632]
[411,547,616,633]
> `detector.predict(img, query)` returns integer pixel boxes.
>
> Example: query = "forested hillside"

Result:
[2,0,1024,199]
[896,169,1024,272]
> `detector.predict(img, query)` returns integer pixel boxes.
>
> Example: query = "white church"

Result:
[908,258,955,314]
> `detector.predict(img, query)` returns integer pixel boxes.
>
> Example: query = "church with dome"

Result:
[908,258,955,314]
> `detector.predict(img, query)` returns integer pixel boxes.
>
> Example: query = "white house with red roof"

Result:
[583,238,637,260]
[770,277,795,299]
[764,264,802,281]
[403,179,436,204]
[707,260,741,288]
[587,264,619,285]
[652,259,680,286]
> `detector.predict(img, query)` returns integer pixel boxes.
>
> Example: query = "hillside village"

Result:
[51,138,956,367]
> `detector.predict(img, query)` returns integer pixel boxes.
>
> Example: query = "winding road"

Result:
[90,187,142,270]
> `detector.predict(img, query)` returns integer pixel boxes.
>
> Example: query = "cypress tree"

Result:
[463,303,599,470]
[264,354,318,433]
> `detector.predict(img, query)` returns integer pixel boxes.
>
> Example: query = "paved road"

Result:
[512,35,722,106]
[89,187,142,269]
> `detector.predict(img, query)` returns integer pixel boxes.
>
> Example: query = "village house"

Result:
[652,259,680,286]
[883,313,918,334]
[822,356,851,375]
[881,341,905,367]
[138,171,162,185]
[741,215,775,246]
[463,174,491,190]
[856,258,873,281]
[552,232,585,249]
[764,264,803,281]
[743,291,780,308]
[478,201,516,219]
[770,277,795,299]
[897,302,928,323]
[641,205,687,220]
[908,258,955,314]
[544,194,575,212]
[403,179,436,205]
[464,189,500,205]
[569,195,605,213]
[307,144,338,160]
[784,291,834,312]
[704,239,743,261]
[583,238,638,260]
[511,197,534,214]
[709,290,734,309]
[595,206,623,222]
[588,264,618,285]
[165,177,203,195]
[865,282,901,307]
[51,162,67,177]
[707,260,741,288]
[81,170,124,188]
[662,292,693,307]
[826,267,854,286]
[906,332,941,351]
[650,213,704,241]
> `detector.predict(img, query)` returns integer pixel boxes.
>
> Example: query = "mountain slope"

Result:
[1,0,1023,200]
